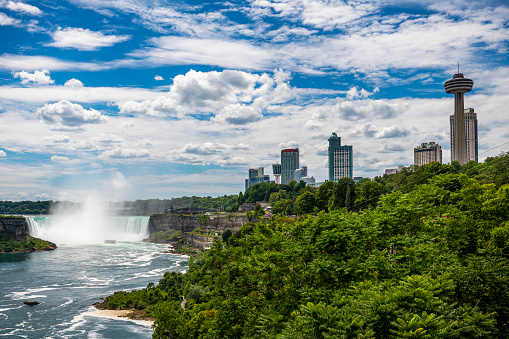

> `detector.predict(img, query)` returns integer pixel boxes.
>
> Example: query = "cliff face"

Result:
[149,214,249,234]
[0,217,28,241]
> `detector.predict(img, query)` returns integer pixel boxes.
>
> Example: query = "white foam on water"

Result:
[6,287,57,300]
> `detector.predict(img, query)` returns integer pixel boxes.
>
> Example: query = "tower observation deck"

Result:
[444,72,474,165]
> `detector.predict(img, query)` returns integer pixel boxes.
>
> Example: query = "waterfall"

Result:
[25,215,150,246]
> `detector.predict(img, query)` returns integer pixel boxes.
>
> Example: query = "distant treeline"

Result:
[0,201,51,215]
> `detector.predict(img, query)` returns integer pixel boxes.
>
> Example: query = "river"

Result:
[0,216,188,338]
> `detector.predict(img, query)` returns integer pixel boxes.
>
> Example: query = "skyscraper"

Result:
[414,142,442,166]
[444,70,474,165]
[281,148,299,184]
[328,132,353,181]
[450,108,478,163]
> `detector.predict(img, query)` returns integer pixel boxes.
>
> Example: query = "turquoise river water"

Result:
[0,216,188,338]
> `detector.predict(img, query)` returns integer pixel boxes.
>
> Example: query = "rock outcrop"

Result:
[0,217,28,241]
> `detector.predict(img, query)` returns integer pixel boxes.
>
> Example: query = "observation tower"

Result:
[444,66,474,165]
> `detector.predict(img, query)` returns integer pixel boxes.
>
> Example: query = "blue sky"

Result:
[0,0,508,201]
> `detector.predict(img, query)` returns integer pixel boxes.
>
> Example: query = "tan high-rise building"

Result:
[444,71,474,165]
[450,108,478,163]
[414,142,442,166]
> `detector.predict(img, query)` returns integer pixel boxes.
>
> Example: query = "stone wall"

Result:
[0,217,28,241]
[149,214,249,234]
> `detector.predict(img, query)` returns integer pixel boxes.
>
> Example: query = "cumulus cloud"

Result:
[337,99,403,120]
[117,96,178,117]
[212,104,263,125]
[64,78,84,88]
[0,12,19,25]
[346,87,379,100]
[0,150,6,156]
[154,75,164,81]
[37,100,109,127]
[98,147,150,160]
[116,68,293,121]
[45,135,70,143]
[50,155,71,163]
[46,27,130,51]
[4,1,42,15]
[350,123,411,139]
[375,126,411,139]
[181,143,221,155]
[13,69,54,85]
[172,142,250,166]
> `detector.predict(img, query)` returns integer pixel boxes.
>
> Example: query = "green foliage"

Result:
[0,231,54,253]
[145,229,182,243]
[221,230,232,243]
[294,191,316,215]
[0,201,51,215]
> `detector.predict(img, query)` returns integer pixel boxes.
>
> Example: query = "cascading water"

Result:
[26,215,150,246]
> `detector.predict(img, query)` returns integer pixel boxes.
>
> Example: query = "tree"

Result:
[355,179,383,210]
[316,181,335,212]
[294,191,316,215]
[329,177,356,211]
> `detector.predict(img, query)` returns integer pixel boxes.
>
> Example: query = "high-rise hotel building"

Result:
[414,142,442,166]
[328,132,353,181]
[450,108,478,163]
[281,148,299,184]
[444,71,475,165]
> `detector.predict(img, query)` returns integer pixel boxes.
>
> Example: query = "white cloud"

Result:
[51,155,71,163]
[346,87,379,100]
[5,1,42,15]
[212,103,263,125]
[16,191,29,198]
[0,54,107,72]
[45,134,71,143]
[13,69,54,85]
[46,27,131,51]
[375,126,411,139]
[116,69,293,119]
[130,36,273,69]
[154,75,164,81]
[64,78,84,89]
[336,99,404,121]
[117,96,178,117]
[98,147,150,160]
[0,12,19,25]
[37,100,109,127]
[0,150,6,156]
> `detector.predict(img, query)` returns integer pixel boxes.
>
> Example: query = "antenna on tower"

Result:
[458,62,460,74]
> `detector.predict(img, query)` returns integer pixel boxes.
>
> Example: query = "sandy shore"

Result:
[84,308,154,327]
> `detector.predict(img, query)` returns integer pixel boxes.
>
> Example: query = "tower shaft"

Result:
[452,92,467,164]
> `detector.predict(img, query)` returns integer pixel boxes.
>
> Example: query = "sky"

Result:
[0,0,508,202]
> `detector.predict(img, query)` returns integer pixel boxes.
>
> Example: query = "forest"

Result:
[99,152,509,338]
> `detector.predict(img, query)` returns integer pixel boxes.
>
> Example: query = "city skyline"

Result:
[0,0,508,201]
